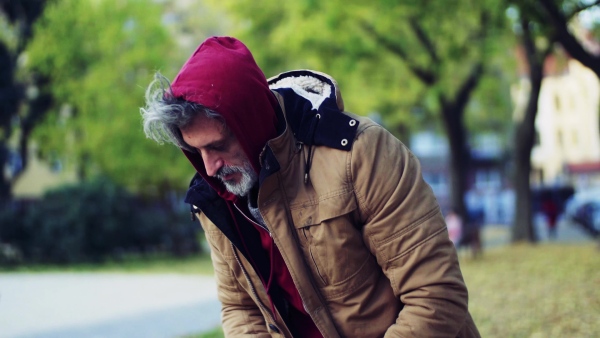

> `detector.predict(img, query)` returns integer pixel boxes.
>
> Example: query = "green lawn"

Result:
[182,327,223,338]
[190,243,600,338]
[462,243,600,338]
[0,253,215,275]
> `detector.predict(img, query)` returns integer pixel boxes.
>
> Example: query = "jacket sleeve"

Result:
[350,125,469,337]
[200,216,271,337]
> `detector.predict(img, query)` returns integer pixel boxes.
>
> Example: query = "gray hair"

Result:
[140,72,222,152]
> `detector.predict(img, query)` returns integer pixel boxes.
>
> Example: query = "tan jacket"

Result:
[193,71,480,337]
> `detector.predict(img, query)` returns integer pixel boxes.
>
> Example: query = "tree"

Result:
[509,0,598,242]
[25,0,192,196]
[0,0,48,202]
[510,8,554,242]
[209,0,511,220]
[534,0,600,77]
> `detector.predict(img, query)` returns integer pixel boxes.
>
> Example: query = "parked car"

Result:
[564,187,600,236]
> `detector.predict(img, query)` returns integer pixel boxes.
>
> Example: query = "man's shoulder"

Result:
[268,71,385,153]
[184,173,220,210]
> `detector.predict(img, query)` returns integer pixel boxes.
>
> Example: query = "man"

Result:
[141,36,480,337]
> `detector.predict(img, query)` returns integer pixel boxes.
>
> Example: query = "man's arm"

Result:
[350,125,470,337]
[199,215,271,337]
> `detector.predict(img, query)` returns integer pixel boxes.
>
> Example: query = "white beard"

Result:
[217,161,257,196]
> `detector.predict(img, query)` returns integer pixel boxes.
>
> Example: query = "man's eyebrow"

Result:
[204,139,226,149]
[199,131,232,150]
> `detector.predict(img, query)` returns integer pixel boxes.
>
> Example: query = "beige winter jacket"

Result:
[193,71,480,337]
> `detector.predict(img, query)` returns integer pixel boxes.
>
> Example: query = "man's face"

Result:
[181,115,257,196]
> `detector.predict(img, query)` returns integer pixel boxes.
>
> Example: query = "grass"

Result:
[189,243,600,338]
[181,327,224,338]
[462,243,600,338]
[0,253,215,275]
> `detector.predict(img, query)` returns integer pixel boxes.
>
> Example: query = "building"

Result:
[530,58,600,188]
[11,144,77,199]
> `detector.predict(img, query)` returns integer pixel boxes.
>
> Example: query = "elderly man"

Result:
[141,36,479,337]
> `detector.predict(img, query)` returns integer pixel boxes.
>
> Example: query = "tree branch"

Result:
[408,17,440,64]
[360,21,438,85]
[521,16,541,73]
[453,62,484,119]
[537,0,600,77]
[566,0,600,20]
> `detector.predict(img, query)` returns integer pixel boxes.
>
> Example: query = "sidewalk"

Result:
[0,274,221,338]
[481,215,594,248]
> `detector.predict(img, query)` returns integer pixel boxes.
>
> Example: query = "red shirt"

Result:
[252,222,322,337]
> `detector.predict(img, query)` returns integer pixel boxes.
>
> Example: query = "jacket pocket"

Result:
[290,188,372,292]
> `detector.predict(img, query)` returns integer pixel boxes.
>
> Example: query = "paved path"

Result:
[0,274,221,338]
[481,215,594,248]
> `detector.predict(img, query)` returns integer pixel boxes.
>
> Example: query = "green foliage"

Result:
[25,0,192,195]
[209,0,514,137]
[0,178,200,265]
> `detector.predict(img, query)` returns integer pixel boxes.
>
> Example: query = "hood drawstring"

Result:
[304,113,320,184]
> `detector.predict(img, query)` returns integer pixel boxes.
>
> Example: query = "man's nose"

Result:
[202,152,224,177]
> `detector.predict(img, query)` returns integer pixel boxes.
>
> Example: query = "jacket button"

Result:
[268,323,280,333]
[349,119,356,126]
[341,138,348,146]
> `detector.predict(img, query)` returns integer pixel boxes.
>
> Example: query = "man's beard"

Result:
[216,161,257,197]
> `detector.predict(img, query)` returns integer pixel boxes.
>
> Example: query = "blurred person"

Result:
[445,208,463,246]
[541,194,558,240]
[462,191,485,258]
[141,36,479,337]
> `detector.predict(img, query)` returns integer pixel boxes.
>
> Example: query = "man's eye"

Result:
[209,143,227,152]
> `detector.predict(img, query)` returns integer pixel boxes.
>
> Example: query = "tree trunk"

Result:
[0,142,11,203]
[512,138,536,242]
[440,63,484,221]
[442,108,470,219]
[512,18,548,243]
[0,43,18,204]
[13,85,53,182]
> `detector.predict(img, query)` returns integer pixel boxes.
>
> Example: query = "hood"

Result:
[267,70,357,153]
[170,36,279,201]
[268,69,345,112]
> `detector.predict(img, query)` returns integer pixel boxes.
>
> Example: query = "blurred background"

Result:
[0,0,599,337]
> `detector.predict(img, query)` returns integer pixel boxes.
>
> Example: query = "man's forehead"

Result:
[182,114,232,143]
[188,114,227,132]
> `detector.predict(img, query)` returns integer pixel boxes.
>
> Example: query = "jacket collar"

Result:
[260,70,361,182]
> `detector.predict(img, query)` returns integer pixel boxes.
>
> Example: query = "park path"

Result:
[481,215,593,248]
[0,274,221,338]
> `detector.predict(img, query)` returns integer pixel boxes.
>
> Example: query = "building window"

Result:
[557,130,563,148]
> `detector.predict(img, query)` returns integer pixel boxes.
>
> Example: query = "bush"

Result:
[0,178,200,265]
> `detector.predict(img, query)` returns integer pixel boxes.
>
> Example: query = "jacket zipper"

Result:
[233,203,272,237]
[236,201,324,335]
[231,242,284,336]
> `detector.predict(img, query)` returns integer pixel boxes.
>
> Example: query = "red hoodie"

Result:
[171,36,321,337]
[171,36,278,200]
